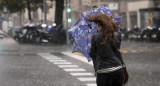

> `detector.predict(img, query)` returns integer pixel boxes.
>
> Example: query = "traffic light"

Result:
[67,8,72,23]
[67,8,72,13]
[67,18,72,23]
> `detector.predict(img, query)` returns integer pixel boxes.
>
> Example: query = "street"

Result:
[0,37,160,86]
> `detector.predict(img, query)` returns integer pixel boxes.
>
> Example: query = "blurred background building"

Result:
[70,0,160,29]
[1,0,160,33]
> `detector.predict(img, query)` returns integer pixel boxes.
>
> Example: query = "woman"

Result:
[88,14,126,86]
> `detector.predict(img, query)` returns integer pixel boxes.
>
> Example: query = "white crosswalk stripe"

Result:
[86,83,97,86]
[78,77,96,81]
[53,62,72,65]
[45,58,62,60]
[58,65,79,68]
[64,68,86,72]
[70,73,93,76]
[48,59,67,62]
[44,56,59,58]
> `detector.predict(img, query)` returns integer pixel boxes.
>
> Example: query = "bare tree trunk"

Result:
[55,0,64,26]
[54,0,66,43]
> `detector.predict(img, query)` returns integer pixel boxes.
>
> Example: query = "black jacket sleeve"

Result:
[114,32,125,66]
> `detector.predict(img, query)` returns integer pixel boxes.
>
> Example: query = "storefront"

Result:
[140,8,160,28]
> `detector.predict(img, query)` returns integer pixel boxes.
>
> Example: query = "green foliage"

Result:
[0,0,53,13]
[0,0,24,13]
[0,0,53,20]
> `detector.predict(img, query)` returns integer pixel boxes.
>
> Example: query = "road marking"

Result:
[70,73,93,76]
[48,59,67,62]
[62,52,93,66]
[37,53,51,56]
[58,65,79,68]
[38,53,97,86]
[64,68,86,72]
[86,83,97,86]
[45,58,62,60]
[53,62,72,65]
[42,56,59,58]
[122,51,128,53]
[131,50,137,53]
[78,77,96,81]
[43,56,58,58]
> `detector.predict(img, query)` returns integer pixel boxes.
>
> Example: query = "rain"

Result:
[0,0,160,86]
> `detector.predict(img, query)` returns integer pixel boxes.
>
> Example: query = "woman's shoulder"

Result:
[93,32,103,37]
[92,32,103,41]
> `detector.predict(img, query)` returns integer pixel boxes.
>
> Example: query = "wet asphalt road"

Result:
[0,37,160,86]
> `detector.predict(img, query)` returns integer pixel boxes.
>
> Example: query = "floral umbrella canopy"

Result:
[68,4,122,62]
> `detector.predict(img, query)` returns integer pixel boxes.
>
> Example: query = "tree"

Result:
[55,0,64,26]
[0,0,25,13]
[0,0,53,21]
[54,0,66,43]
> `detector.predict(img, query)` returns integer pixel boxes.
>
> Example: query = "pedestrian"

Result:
[87,14,128,86]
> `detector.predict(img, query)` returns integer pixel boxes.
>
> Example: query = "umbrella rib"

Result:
[81,13,90,25]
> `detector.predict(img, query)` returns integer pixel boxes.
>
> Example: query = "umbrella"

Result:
[68,4,122,62]
[68,17,97,61]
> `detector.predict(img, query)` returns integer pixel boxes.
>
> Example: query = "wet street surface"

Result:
[0,37,160,86]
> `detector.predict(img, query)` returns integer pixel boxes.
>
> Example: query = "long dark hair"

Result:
[87,14,117,44]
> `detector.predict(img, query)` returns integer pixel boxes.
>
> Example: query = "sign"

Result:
[108,3,118,10]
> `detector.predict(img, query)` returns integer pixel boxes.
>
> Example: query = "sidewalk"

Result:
[1,37,160,54]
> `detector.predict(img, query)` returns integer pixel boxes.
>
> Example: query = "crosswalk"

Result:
[37,53,97,86]
[0,48,147,86]
[38,50,144,86]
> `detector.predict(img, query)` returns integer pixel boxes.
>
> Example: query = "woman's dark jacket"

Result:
[89,31,125,71]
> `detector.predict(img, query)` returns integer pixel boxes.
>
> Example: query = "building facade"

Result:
[119,0,160,29]
[11,0,160,29]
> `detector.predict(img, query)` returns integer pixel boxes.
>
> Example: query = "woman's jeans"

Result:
[96,68,124,86]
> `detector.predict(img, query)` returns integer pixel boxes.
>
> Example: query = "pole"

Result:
[43,0,47,24]
[127,0,130,29]
[98,0,100,7]
[66,0,69,46]
[117,0,120,16]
